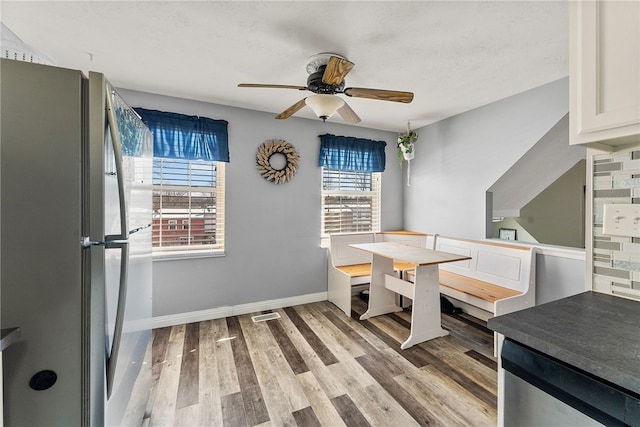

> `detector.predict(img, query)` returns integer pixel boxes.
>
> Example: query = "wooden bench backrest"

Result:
[375,232,429,248]
[435,236,534,293]
[329,233,375,267]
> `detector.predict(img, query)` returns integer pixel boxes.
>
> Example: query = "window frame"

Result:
[152,158,225,260]
[320,167,382,247]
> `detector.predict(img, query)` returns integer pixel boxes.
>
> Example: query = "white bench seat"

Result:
[439,270,522,312]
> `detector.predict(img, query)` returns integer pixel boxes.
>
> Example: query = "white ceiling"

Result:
[1,1,568,133]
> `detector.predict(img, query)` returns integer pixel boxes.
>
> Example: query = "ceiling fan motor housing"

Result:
[307,66,344,94]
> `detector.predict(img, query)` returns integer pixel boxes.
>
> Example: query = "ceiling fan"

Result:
[238,53,414,124]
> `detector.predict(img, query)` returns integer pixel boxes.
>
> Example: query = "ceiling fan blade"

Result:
[322,56,355,86]
[238,83,308,91]
[343,87,414,103]
[275,98,307,120]
[337,102,361,124]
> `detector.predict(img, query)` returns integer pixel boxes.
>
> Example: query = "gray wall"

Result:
[404,77,570,239]
[122,77,585,318]
[119,89,403,317]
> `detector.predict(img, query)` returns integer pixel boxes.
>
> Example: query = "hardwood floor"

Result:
[140,297,497,426]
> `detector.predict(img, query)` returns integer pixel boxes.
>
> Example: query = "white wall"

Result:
[119,89,403,317]
[404,77,570,239]
[536,250,586,305]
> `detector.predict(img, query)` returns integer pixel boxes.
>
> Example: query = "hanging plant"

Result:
[397,129,418,165]
[397,122,418,186]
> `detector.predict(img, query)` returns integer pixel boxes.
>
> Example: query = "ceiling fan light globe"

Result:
[305,95,344,121]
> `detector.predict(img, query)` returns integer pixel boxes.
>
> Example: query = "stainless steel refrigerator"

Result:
[1,58,152,426]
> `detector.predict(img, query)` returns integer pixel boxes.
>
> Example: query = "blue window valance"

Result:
[135,108,229,162]
[318,134,387,172]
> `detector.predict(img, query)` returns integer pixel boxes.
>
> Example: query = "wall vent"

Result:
[251,312,281,323]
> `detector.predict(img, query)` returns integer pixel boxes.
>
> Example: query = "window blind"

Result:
[152,158,225,253]
[321,168,381,236]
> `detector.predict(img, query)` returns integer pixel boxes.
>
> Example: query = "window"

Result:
[135,108,229,258]
[321,168,381,242]
[317,134,386,246]
[152,158,225,254]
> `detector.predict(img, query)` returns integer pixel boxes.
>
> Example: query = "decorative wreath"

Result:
[256,139,300,184]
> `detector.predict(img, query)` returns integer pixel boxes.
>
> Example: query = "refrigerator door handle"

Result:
[82,237,129,248]
[129,223,152,236]
[105,241,129,399]
[104,82,129,242]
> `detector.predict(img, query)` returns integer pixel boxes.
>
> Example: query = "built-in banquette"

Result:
[327,231,431,316]
[407,236,536,319]
[329,233,536,353]
[405,236,535,352]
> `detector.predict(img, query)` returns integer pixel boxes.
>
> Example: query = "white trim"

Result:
[153,249,225,261]
[535,245,585,260]
[487,238,586,261]
[152,291,328,329]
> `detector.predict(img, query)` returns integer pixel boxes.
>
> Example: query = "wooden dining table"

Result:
[350,241,471,349]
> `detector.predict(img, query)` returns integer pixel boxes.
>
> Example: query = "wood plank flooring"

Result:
[139,297,497,426]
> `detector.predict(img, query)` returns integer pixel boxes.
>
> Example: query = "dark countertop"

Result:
[488,291,640,396]
[0,327,21,352]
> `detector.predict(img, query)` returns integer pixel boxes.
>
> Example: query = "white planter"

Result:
[400,143,415,161]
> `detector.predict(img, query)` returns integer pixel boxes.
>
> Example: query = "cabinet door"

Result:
[570,0,640,147]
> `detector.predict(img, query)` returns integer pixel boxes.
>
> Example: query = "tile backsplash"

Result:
[592,146,640,301]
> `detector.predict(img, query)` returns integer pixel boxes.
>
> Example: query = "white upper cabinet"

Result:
[570,0,640,147]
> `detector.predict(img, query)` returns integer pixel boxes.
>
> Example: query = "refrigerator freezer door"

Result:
[88,72,152,426]
[102,83,153,426]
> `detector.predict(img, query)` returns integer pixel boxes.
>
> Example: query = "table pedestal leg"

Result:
[360,254,402,320]
[401,264,448,349]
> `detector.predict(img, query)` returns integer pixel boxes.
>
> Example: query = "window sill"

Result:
[152,249,225,262]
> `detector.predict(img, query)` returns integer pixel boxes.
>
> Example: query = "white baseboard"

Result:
[152,291,328,329]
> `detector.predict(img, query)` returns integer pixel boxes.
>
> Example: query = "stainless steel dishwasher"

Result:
[501,338,640,427]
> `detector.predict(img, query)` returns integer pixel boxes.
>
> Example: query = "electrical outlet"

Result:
[602,204,640,237]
